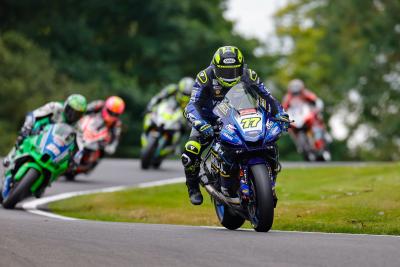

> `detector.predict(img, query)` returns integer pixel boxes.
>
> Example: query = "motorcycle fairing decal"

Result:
[240,117,261,129]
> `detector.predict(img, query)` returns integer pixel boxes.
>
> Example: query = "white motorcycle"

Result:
[287,101,331,161]
[141,98,185,169]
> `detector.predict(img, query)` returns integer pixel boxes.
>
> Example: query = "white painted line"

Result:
[21,177,400,238]
[21,177,186,220]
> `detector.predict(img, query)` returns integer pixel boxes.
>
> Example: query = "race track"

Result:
[0,160,398,267]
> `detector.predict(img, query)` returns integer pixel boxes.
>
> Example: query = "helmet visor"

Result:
[65,104,84,123]
[106,108,121,117]
[215,66,243,81]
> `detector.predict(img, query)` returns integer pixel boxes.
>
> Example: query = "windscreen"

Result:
[214,83,258,117]
[52,123,75,145]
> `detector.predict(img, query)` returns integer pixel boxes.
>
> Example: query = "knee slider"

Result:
[181,140,201,168]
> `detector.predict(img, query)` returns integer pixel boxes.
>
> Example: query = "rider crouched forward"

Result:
[181,46,289,205]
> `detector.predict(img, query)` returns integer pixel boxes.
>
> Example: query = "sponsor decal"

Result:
[266,120,274,129]
[223,58,236,64]
[239,108,257,115]
[46,144,60,155]
[222,132,234,141]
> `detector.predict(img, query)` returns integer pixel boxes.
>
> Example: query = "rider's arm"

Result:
[303,89,324,112]
[184,71,209,125]
[146,84,178,111]
[246,69,284,116]
[21,102,63,135]
[87,100,104,114]
[104,121,122,155]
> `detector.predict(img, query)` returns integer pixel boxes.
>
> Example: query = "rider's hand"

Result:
[275,112,290,132]
[194,120,214,139]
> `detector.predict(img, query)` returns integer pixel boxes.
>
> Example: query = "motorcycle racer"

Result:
[182,46,289,205]
[3,94,88,169]
[85,96,125,155]
[145,77,195,113]
[282,79,324,115]
[2,94,87,196]
[282,79,331,160]
[141,77,195,165]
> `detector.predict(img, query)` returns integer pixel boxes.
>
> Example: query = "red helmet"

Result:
[102,96,125,124]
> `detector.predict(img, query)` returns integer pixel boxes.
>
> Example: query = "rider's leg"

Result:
[181,128,210,205]
[2,113,33,168]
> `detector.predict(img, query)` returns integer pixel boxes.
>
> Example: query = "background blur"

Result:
[0,0,399,160]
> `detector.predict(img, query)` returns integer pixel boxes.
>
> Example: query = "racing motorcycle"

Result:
[1,123,77,209]
[64,113,111,181]
[287,99,331,161]
[141,98,185,169]
[199,83,290,232]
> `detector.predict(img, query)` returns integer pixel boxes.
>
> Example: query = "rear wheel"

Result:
[2,168,40,209]
[140,135,158,169]
[213,197,245,230]
[248,164,274,232]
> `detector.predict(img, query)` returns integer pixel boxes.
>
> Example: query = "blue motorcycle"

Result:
[200,82,289,232]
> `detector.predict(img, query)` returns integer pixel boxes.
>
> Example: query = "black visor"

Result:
[215,66,243,80]
[65,105,84,123]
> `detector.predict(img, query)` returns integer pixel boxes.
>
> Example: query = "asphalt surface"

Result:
[0,159,399,267]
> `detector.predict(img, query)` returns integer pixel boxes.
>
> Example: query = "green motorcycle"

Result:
[1,122,77,209]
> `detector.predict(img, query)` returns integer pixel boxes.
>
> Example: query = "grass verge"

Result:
[49,163,400,235]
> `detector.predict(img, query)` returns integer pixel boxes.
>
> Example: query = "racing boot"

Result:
[187,182,203,205]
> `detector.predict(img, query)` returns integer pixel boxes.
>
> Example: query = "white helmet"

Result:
[288,79,305,94]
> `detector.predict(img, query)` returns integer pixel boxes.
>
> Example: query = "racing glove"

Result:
[275,112,290,132]
[193,120,214,139]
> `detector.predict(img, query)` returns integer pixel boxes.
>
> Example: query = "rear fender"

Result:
[14,162,44,193]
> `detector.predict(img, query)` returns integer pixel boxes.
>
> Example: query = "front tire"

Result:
[141,135,158,169]
[213,197,245,230]
[2,168,40,209]
[249,164,274,232]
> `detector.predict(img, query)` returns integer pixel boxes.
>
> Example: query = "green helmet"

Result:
[63,94,87,123]
[177,77,194,108]
[212,46,244,87]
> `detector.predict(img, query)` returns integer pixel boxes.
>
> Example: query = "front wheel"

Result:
[2,168,40,209]
[213,197,245,230]
[140,135,158,169]
[248,164,274,232]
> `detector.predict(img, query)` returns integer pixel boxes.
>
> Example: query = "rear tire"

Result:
[249,164,274,232]
[2,168,40,209]
[64,173,76,181]
[213,197,245,230]
[140,136,158,170]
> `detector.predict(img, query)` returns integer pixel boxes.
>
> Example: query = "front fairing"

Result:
[20,123,76,179]
[152,99,183,131]
[214,83,283,151]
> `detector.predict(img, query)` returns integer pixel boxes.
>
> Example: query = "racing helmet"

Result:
[64,94,87,124]
[288,79,305,95]
[102,96,125,124]
[212,46,244,87]
[176,77,194,108]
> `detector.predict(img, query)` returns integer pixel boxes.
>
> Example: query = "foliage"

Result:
[273,0,400,160]
[0,0,263,156]
[0,31,95,153]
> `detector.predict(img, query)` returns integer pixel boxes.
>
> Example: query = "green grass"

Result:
[49,163,400,235]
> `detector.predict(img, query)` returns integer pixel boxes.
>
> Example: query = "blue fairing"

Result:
[213,82,283,152]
